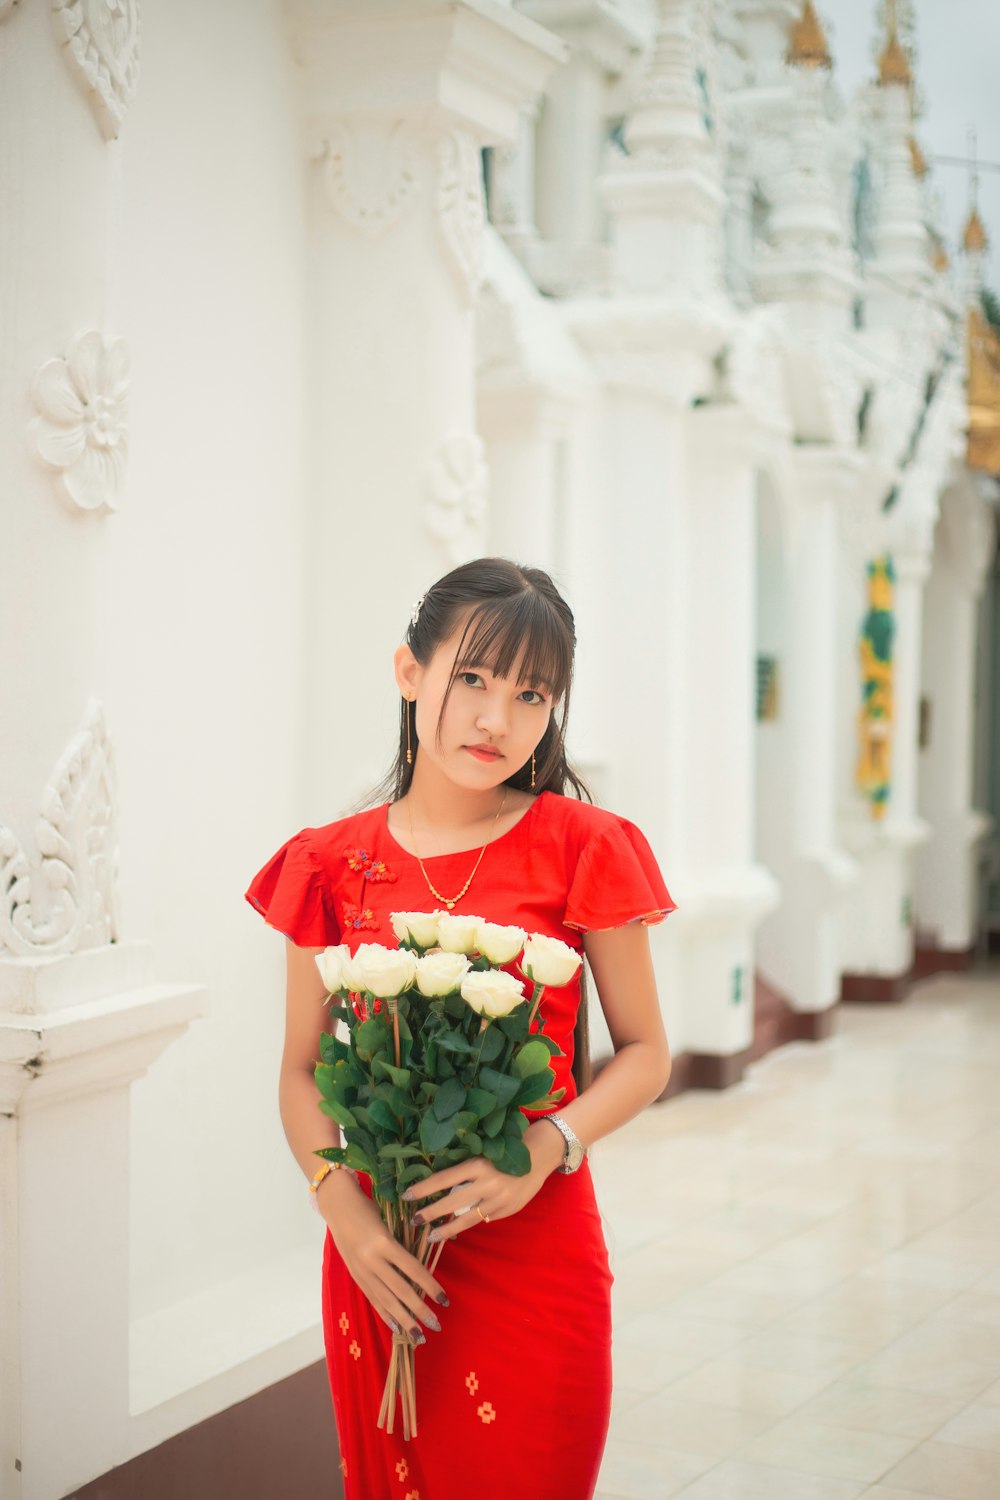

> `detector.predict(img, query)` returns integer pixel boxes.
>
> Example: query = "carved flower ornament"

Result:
[30,331,129,512]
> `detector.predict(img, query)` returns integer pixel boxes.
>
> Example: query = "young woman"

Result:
[244,557,676,1500]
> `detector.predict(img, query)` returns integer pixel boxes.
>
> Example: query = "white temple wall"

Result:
[112,0,313,1320]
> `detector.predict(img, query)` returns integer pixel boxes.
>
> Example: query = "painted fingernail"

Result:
[425,1313,441,1332]
[428,1230,441,1243]
[389,1318,402,1335]
[436,1292,450,1307]
[412,1214,425,1227]
[412,1329,426,1345]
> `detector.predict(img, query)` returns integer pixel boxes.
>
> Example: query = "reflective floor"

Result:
[590,960,1000,1499]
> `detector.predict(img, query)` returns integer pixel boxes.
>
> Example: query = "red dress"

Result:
[245,789,676,1500]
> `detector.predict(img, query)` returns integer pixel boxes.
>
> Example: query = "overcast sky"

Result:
[822,0,999,298]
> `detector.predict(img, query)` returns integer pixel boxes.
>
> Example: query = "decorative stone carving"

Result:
[436,130,486,306]
[51,0,140,140]
[320,119,420,236]
[30,330,129,513]
[0,699,120,958]
[424,432,489,564]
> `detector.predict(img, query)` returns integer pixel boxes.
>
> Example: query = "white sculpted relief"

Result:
[30,330,129,513]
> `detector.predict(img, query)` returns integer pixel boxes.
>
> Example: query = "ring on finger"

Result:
[475,1203,491,1224]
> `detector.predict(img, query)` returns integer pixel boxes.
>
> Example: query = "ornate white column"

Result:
[0,7,205,1497]
[519,0,640,294]
[600,0,726,301]
[915,479,995,952]
[753,6,856,327]
[285,0,565,806]
[755,449,860,1016]
[866,17,929,327]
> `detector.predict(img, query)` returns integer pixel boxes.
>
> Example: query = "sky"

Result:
[822,0,999,298]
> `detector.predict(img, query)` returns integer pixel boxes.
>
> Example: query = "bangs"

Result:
[451,595,571,700]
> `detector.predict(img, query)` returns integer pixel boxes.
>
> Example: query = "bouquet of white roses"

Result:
[312,909,583,1440]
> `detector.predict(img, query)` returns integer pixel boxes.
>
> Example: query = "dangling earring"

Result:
[531,749,536,788]
[406,696,413,765]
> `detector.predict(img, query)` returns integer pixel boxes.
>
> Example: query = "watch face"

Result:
[566,1142,584,1171]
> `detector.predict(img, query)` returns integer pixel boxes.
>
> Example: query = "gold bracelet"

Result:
[309,1159,354,1212]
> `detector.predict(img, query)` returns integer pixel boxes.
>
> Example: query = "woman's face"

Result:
[407,614,555,790]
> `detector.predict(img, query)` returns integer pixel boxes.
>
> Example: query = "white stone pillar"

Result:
[522,0,640,292]
[867,73,930,327]
[0,7,205,1496]
[916,481,995,951]
[755,449,859,1014]
[285,0,565,806]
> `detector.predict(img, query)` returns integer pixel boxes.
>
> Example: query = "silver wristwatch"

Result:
[540,1113,586,1173]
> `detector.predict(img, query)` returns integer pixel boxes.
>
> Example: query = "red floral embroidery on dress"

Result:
[349,1339,361,1360]
[477,1401,497,1424]
[338,1312,349,1334]
[395,1458,409,1482]
[465,1371,479,1396]
[342,901,379,932]
[342,846,398,882]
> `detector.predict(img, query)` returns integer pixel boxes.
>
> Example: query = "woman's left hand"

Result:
[401,1120,565,1242]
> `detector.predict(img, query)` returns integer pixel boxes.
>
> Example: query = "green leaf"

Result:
[505,1112,528,1137]
[433,1076,467,1120]
[314,1146,348,1164]
[317,1099,356,1128]
[477,1067,520,1106]
[481,1106,506,1137]
[456,1130,482,1153]
[512,1071,555,1106]
[497,1008,530,1039]
[436,1029,474,1055]
[367,1098,401,1133]
[344,1125,378,1158]
[513,1039,551,1079]
[501,1138,532,1176]
[398,1163,433,1190]
[387,1085,418,1118]
[477,1026,505,1063]
[379,1143,423,1160]
[466,1087,498,1118]
[534,1087,566,1110]
[355,1017,389,1060]
[482,1136,505,1162]
[420,1112,457,1153]
[344,1144,375,1174]
[373,1058,412,1089]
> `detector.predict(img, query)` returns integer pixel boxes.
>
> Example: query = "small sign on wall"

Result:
[756,655,779,721]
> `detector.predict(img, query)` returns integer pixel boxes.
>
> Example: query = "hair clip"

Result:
[410,594,426,628]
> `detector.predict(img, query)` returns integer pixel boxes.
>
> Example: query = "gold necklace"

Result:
[404,790,508,910]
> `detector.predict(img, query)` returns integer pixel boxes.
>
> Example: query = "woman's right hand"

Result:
[317,1172,449,1340]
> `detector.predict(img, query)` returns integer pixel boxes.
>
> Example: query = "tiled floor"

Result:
[589,961,1000,1500]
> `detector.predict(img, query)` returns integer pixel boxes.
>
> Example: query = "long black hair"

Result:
[352,557,597,1093]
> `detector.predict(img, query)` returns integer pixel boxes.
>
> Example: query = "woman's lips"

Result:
[465,746,502,761]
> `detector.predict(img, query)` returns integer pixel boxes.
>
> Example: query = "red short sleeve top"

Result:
[244,790,677,1110]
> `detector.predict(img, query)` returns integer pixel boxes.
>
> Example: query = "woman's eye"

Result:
[459,671,546,706]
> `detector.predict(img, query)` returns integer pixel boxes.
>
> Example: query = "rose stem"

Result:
[393,999,400,1067]
[526,982,544,1030]
[403,1342,418,1439]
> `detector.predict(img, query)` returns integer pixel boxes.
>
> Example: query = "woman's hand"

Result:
[317,1172,449,1341]
[401,1120,565,1243]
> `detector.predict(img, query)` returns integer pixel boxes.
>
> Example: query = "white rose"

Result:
[460,969,526,1019]
[315,944,351,993]
[521,933,582,988]
[415,951,471,997]
[356,943,418,998]
[341,947,366,993]
[474,920,526,966]
[436,912,487,955]
[390,910,446,948]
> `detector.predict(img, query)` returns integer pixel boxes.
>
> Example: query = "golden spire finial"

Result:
[931,240,949,274]
[964,207,988,255]
[878,0,912,87]
[787,0,832,69]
